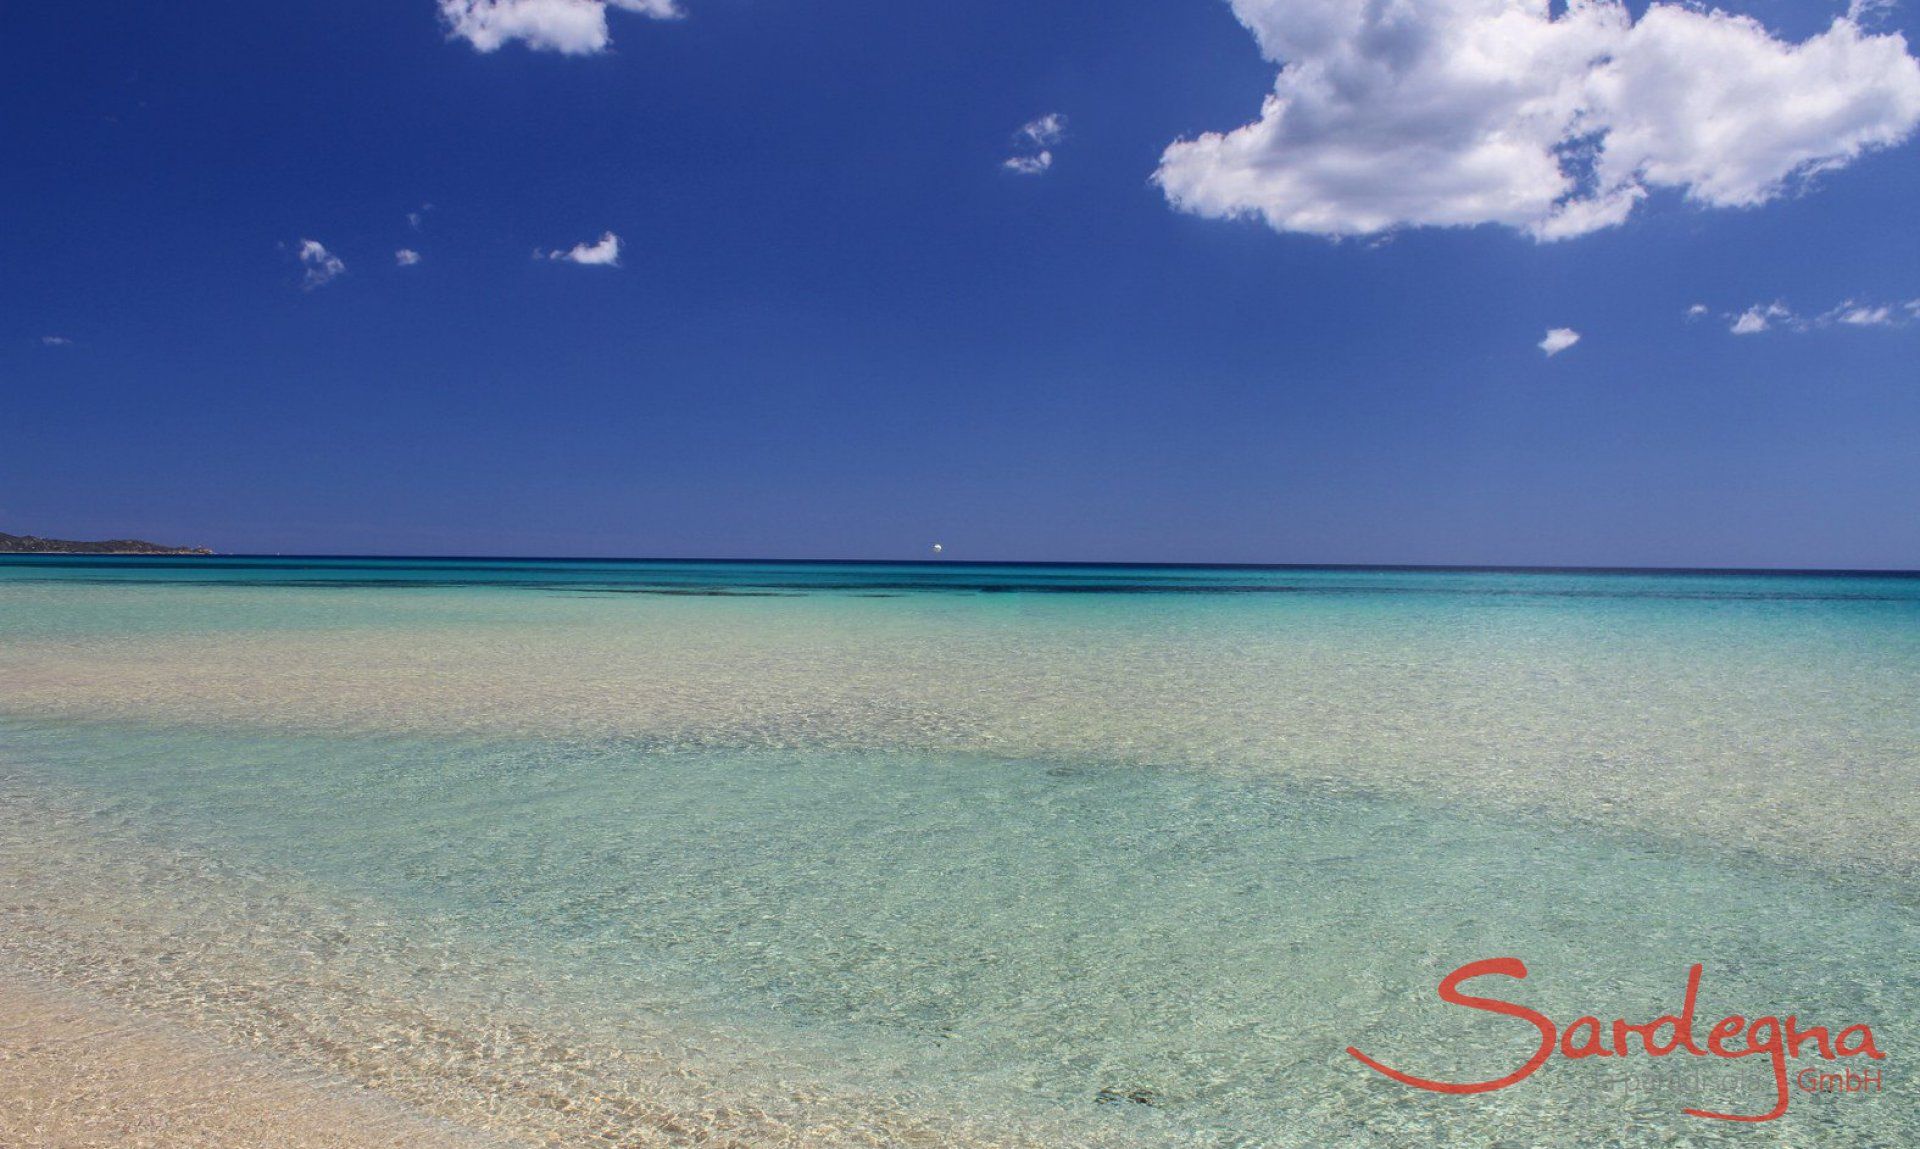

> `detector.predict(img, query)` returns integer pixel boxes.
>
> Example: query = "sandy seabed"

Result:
[0,969,496,1149]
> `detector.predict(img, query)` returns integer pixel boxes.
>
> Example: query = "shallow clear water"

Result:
[1,557,1915,1146]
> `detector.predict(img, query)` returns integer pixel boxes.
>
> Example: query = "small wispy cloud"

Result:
[1826,301,1896,327]
[543,231,622,266]
[1017,113,1067,149]
[1538,327,1581,357]
[1005,113,1066,175]
[407,203,434,230]
[40,335,73,347]
[1685,303,1709,320]
[395,248,422,267]
[1847,0,1900,25]
[1730,303,1788,335]
[1727,297,1911,334]
[298,239,346,289]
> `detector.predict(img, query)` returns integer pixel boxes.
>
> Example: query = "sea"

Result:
[1,557,1914,1147]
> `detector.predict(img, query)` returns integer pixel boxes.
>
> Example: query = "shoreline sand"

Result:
[0,966,498,1149]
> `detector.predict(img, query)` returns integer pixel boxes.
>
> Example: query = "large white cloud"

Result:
[440,0,680,56]
[1156,1,1920,241]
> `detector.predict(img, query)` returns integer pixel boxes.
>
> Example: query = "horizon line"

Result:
[5,553,1919,577]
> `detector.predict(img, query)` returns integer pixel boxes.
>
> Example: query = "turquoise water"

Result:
[1,557,1915,1146]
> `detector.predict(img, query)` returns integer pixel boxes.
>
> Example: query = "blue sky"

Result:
[5,0,1918,566]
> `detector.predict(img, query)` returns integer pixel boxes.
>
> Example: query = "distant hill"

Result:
[0,531,213,556]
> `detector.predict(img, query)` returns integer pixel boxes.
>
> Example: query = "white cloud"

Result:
[396,248,423,267]
[544,231,622,266]
[1731,302,1791,334]
[1539,327,1581,356]
[298,239,346,289]
[407,203,433,230]
[1005,113,1066,175]
[439,0,681,56]
[1727,297,1911,333]
[1686,303,1709,319]
[1831,302,1895,326]
[1156,2,1920,241]
[1849,0,1900,25]
[1018,113,1068,149]
[40,335,72,347]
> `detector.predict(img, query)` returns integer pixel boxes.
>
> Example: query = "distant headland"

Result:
[0,531,213,556]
